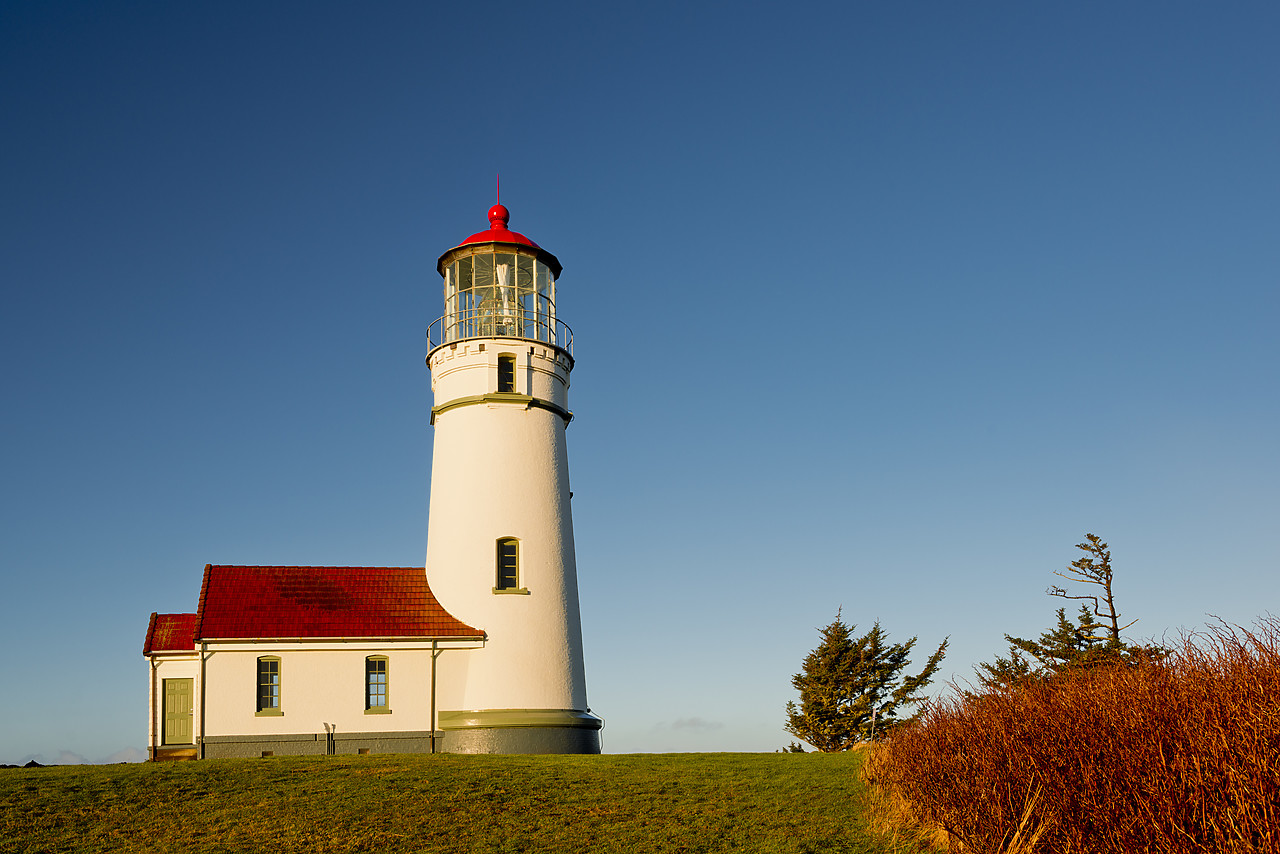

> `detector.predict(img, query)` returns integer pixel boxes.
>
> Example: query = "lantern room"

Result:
[430,204,569,355]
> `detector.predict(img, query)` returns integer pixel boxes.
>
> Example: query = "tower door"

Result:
[162,678,194,745]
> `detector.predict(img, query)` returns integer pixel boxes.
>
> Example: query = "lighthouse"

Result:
[424,202,602,753]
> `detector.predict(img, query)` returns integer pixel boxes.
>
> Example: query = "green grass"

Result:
[0,753,902,854]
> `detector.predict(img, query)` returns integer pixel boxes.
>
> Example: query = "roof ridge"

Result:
[205,565,425,571]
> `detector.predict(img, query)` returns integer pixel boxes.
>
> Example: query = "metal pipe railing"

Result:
[427,310,573,355]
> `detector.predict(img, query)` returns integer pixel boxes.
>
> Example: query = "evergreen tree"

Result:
[975,534,1165,690]
[1048,533,1134,648]
[785,612,948,752]
[975,606,1108,690]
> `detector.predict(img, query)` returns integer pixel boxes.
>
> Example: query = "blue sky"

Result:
[2,1,1277,762]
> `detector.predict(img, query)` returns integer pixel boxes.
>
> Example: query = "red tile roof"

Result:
[191,565,484,641]
[144,612,198,655]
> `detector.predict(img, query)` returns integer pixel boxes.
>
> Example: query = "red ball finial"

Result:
[488,204,510,230]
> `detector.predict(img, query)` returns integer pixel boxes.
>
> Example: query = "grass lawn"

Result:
[0,752,909,853]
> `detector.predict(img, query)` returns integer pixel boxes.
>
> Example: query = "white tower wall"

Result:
[425,337,599,752]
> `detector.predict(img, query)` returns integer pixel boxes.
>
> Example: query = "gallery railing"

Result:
[427,310,573,356]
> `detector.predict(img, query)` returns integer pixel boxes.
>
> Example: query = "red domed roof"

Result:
[438,204,562,278]
[460,204,540,249]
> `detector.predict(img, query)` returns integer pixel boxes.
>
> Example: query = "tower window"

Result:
[495,537,527,593]
[498,355,515,393]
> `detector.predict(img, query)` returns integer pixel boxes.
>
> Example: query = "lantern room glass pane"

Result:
[494,253,515,310]
[514,255,534,338]
[456,256,473,291]
[473,253,494,301]
[494,253,515,283]
[444,264,457,341]
[516,255,534,293]
[455,257,472,339]
[457,257,474,320]
[494,253,518,336]
[536,262,553,296]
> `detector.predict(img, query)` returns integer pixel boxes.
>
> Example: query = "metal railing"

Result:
[427,310,573,356]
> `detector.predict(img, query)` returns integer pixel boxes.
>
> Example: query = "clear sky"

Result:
[2,1,1277,763]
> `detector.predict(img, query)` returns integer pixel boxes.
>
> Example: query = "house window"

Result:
[498,354,515,393]
[495,537,523,592]
[257,657,281,715]
[366,656,389,713]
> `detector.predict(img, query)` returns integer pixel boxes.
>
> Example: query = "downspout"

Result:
[149,659,158,761]
[430,641,440,754]
[199,642,208,759]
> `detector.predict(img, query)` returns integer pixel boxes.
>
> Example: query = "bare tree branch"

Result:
[1047,586,1100,613]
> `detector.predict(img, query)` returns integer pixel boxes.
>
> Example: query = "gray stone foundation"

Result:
[439,725,601,754]
[197,710,605,758]
[201,730,443,759]
[437,708,603,755]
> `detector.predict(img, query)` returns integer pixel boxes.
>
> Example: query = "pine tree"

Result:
[975,606,1107,690]
[784,612,948,752]
[1048,533,1132,648]
[975,534,1165,690]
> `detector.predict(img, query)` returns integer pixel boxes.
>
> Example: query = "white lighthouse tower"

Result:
[424,202,602,753]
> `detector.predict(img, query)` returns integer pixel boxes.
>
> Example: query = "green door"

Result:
[163,678,193,745]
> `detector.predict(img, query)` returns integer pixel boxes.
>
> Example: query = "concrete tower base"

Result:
[438,709,603,754]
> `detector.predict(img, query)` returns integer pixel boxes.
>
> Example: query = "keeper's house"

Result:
[143,564,483,760]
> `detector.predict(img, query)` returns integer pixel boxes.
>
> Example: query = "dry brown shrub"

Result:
[871,618,1280,854]
[860,742,952,851]
[861,743,1047,853]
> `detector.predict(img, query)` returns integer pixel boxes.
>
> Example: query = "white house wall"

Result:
[148,655,199,755]
[195,641,476,758]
